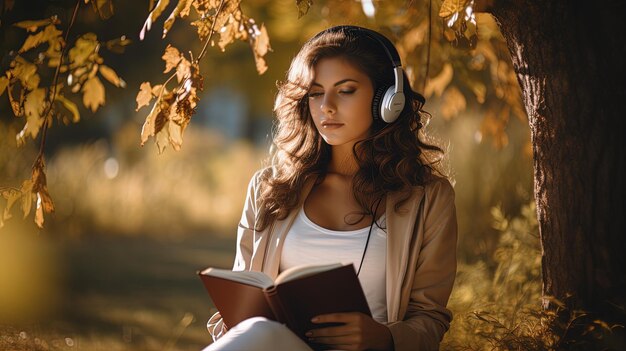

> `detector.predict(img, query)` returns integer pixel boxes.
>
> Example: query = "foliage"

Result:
[442,201,621,350]
[0,0,269,228]
[136,0,271,154]
[0,3,130,229]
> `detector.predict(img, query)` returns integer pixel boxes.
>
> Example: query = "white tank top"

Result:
[279,207,388,323]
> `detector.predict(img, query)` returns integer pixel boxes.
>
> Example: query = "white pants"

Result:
[203,317,314,351]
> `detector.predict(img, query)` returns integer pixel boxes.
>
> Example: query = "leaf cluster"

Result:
[0,1,128,228]
[136,0,271,153]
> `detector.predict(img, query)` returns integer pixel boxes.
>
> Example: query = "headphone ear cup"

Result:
[380,85,405,123]
[371,86,387,121]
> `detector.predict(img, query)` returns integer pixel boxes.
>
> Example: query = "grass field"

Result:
[1,233,237,351]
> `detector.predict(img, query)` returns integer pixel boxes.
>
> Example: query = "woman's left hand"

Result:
[305,312,393,351]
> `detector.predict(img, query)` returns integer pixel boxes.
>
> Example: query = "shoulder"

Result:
[422,174,455,200]
[248,166,275,188]
[397,174,455,211]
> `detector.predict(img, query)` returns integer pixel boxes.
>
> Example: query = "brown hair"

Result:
[256,26,445,231]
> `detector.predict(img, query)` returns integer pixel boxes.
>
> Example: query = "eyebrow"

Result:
[311,79,359,88]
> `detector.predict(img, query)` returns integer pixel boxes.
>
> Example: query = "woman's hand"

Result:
[305,312,393,351]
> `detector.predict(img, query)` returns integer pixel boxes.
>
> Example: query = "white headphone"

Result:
[328,26,406,123]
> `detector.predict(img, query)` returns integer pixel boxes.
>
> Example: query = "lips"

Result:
[321,120,344,128]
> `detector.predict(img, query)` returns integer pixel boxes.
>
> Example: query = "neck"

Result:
[328,142,359,176]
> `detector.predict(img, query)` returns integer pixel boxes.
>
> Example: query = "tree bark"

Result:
[490,0,626,345]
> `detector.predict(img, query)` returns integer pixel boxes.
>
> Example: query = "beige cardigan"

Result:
[208,170,457,351]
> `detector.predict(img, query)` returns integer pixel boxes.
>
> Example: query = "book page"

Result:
[200,268,275,289]
[275,263,344,285]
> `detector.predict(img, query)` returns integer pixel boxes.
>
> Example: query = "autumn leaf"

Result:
[82,76,105,112]
[439,0,470,18]
[13,17,59,32]
[10,56,40,90]
[251,24,271,75]
[30,156,55,228]
[0,76,8,96]
[22,88,47,140]
[141,91,174,148]
[99,64,126,87]
[18,24,63,54]
[136,82,154,111]
[140,0,171,40]
[163,0,193,38]
[69,33,99,68]
[296,0,313,18]
[8,85,25,117]
[105,36,132,54]
[162,44,182,73]
[176,56,191,83]
[55,95,80,123]
[1,188,22,227]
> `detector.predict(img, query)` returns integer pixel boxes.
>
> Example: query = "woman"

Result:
[206,25,457,351]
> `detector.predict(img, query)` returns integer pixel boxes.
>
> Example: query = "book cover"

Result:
[198,264,372,345]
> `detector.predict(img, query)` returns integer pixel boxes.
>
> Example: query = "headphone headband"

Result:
[309,25,408,123]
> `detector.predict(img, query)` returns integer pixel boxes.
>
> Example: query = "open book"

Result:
[198,263,371,344]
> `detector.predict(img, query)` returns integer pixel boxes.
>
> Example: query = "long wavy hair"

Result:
[255,26,445,231]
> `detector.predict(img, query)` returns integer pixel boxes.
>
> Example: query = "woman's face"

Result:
[308,56,375,147]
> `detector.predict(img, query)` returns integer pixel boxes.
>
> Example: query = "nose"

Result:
[320,94,336,115]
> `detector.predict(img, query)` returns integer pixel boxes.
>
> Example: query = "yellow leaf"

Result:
[168,119,185,151]
[141,91,173,146]
[35,194,45,228]
[8,86,25,118]
[176,56,191,83]
[162,44,181,73]
[99,64,126,87]
[136,82,153,111]
[55,95,80,123]
[10,56,40,90]
[252,24,271,75]
[424,63,453,97]
[439,0,470,18]
[82,76,105,112]
[163,0,193,38]
[23,88,47,139]
[18,24,63,53]
[140,0,171,40]
[69,33,98,67]
[105,36,132,54]
[13,17,59,32]
[296,0,313,19]
[1,188,22,225]
[253,24,271,57]
[0,76,8,96]
[151,84,164,96]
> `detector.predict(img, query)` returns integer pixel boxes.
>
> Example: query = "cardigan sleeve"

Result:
[207,169,265,342]
[387,179,458,351]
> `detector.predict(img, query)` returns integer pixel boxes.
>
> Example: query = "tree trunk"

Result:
[490,0,626,346]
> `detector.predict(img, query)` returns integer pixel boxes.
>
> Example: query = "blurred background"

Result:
[1,1,537,350]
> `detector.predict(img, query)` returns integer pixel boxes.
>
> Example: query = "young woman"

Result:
[205,25,457,351]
